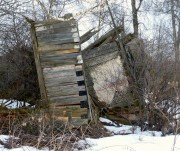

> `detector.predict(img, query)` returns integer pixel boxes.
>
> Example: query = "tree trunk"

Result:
[131,0,139,37]
[170,0,179,81]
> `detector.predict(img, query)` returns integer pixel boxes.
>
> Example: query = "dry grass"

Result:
[0,110,110,151]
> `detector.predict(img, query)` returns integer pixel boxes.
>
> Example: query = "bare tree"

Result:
[131,0,143,37]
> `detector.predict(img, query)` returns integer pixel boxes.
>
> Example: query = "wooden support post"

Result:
[30,24,48,101]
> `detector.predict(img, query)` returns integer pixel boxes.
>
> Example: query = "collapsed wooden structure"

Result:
[30,14,146,125]
[30,17,88,126]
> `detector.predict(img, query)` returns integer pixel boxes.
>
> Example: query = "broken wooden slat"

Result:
[83,25,123,51]
[80,28,100,44]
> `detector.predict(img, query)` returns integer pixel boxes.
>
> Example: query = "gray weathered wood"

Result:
[40,52,79,60]
[30,24,47,100]
[46,86,86,98]
[84,51,119,67]
[41,59,77,68]
[49,95,87,106]
[40,49,80,57]
[43,64,75,73]
[46,84,78,96]
[37,32,79,42]
[80,28,100,44]
[35,19,76,28]
[36,26,77,36]
[38,43,80,52]
[38,37,80,47]
[82,42,118,60]
[45,75,84,87]
[47,84,85,93]
[83,25,123,51]
[75,64,83,71]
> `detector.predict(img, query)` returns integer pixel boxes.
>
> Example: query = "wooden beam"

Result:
[30,24,48,100]
[80,28,100,44]
[83,25,123,51]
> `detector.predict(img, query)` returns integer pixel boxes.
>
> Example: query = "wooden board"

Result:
[36,26,78,37]
[38,43,80,52]
[38,37,80,47]
[47,86,85,98]
[46,84,85,94]
[40,52,80,60]
[37,32,79,42]
[45,76,84,86]
[30,25,47,100]
[49,95,87,106]
[40,49,80,56]
[84,51,119,67]
[41,59,78,68]
[35,19,76,28]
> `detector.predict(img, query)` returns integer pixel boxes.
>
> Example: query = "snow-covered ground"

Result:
[75,117,180,151]
[0,99,31,109]
[0,117,180,151]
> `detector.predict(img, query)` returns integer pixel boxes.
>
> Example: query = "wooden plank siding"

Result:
[30,17,89,126]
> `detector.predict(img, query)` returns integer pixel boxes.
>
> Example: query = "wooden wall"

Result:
[30,18,88,126]
[82,42,129,107]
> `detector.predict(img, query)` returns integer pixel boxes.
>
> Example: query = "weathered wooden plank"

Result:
[43,65,75,73]
[49,95,87,105]
[41,58,77,65]
[40,49,80,57]
[46,84,85,94]
[82,42,118,60]
[34,19,76,28]
[80,29,100,44]
[45,76,84,85]
[37,32,79,42]
[83,25,123,51]
[46,84,80,97]
[30,25,47,100]
[36,26,77,36]
[84,51,119,67]
[41,59,77,68]
[43,71,76,80]
[38,43,80,52]
[40,52,79,60]
[38,37,80,47]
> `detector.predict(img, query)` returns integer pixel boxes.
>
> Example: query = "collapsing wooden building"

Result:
[30,14,146,125]
[30,16,89,126]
